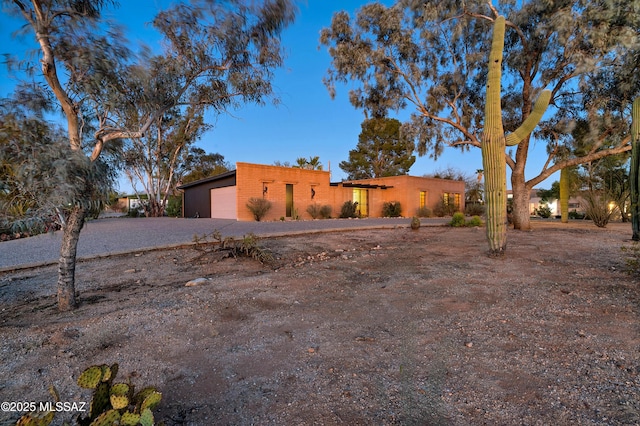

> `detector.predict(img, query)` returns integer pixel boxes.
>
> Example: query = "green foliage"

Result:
[246,197,272,221]
[465,203,485,217]
[382,201,402,217]
[321,0,637,231]
[340,200,359,218]
[17,363,161,426]
[466,216,483,227]
[416,206,432,218]
[339,117,415,179]
[410,216,421,230]
[180,148,232,185]
[294,156,323,170]
[433,198,456,217]
[536,204,552,218]
[166,196,182,217]
[449,212,466,227]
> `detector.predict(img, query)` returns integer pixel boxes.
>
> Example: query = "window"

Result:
[419,191,427,208]
[443,192,461,209]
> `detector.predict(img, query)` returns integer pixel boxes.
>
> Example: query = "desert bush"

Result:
[306,203,322,219]
[536,204,552,218]
[416,206,432,217]
[246,197,272,221]
[466,215,483,227]
[568,210,585,220]
[433,198,457,217]
[450,212,466,227]
[320,204,332,219]
[410,216,421,230]
[581,190,616,228]
[340,200,359,218]
[382,201,402,217]
[465,203,485,216]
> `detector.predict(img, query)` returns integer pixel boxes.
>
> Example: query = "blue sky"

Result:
[1,1,554,193]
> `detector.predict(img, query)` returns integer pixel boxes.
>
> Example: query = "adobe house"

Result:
[178,162,465,220]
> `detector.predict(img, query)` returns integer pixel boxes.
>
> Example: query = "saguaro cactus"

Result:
[630,97,640,240]
[481,16,551,255]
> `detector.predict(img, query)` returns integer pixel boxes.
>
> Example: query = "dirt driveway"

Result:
[1,222,639,425]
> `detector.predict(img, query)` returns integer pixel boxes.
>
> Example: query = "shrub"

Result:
[306,203,322,219]
[568,210,585,220]
[340,200,359,218]
[246,197,272,221]
[466,215,483,227]
[450,212,466,227]
[320,204,332,219]
[581,190,616,228]
[433,198,456,217]
[537,204,552,218]
[382,201,402,217]
[410,216,421,230]
[416,206,432,218]
[465,203,485,216]
[166,196,182,217]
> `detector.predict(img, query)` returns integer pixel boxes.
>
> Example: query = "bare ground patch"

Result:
[1,223,639,425]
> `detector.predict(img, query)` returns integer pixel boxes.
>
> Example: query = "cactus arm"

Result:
[630,97,640,240]
[505,90,552,146]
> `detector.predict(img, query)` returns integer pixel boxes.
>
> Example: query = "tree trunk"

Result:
[57,206,86,311]
[510,174,532,231]
[560,168,569,223]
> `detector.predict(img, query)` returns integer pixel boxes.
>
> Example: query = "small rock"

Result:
[464,341,473,348]
[185,278,210,287]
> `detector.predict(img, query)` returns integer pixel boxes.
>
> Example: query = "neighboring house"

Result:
[507,189,585,217]
[177,162,465,221]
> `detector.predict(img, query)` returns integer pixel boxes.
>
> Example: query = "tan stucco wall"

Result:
[343,175,466,217]
[234,163,465,220]
[235,162,332,221]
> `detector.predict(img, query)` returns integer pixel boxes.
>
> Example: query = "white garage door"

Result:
[210,186,237,219]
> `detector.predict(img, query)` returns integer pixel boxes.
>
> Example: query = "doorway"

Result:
[286,184,293,217]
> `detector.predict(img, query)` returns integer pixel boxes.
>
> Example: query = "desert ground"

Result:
[1,221,639,425]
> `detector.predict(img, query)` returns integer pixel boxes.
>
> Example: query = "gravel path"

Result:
[0,216,448,270]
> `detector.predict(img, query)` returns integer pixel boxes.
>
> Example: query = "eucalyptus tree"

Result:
[4,0,296,311]
[339,116,415,179]
[321,0,639,231]
[179,147,232,185]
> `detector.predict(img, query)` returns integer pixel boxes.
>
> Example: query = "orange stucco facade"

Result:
[180,162,465,220]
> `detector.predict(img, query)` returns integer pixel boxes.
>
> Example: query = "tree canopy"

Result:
[2,0,297,310]
[340,117,415,179]
[321,0,640,229]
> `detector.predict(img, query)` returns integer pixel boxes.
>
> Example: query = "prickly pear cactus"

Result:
[89,409,121,426]
[77,365,104,389]
[481,15,550,255]
[631,98,640,240]
[15,411,54,426]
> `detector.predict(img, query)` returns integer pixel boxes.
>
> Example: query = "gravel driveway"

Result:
[0,216,448,270]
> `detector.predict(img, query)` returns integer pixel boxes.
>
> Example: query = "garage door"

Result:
[210,186,237,219]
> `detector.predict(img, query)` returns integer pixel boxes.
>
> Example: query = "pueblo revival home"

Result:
[178,162,465,221]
